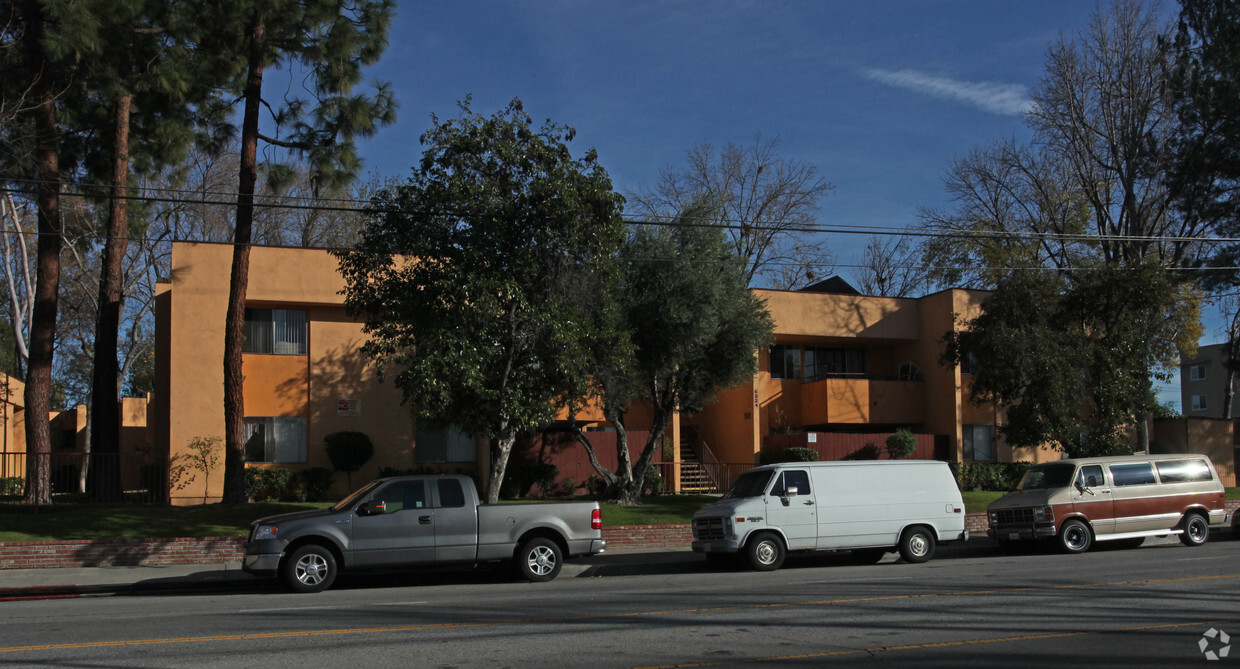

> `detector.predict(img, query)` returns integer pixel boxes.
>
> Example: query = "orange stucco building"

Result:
[150,241,1046,504]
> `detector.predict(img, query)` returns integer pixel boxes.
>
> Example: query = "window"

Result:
[244,308,307,355]
[769,470,811,497]
[1189,364,1206,381]
[1156,459,1213,483]
[803,346,864,381]
[898,361,921,381]
[770,344,801,380]
[416,422,475,463]
[437,478,466,508]
[961,349,982,375]
[243,417,307,463]
[1191,395,1208,412]
[962,424,994,461]
[1109,462,1157,486]
[1074,464,1104,489]
[373,480,426,512]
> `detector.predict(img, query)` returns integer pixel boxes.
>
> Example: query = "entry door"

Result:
[1071,465,1114,536]
[351,479,437,567]
[766,470,816,550]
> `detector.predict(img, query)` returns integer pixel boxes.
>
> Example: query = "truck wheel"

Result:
[745,532,785,571]
[1179,513,1209,547]
[1057,519,1092,554]
[282,544,337,593]
[516,537,563,582]
[898,527,936,563]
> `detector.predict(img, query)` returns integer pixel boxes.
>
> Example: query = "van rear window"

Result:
[1109,463,1156,486]
[1155,459,1213,483]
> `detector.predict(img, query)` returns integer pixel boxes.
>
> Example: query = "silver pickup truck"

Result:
[242,474,606,592]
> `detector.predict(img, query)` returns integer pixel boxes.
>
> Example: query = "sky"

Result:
[349,1,1201,409]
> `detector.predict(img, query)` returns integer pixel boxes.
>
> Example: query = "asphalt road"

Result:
[1,538,1237,668]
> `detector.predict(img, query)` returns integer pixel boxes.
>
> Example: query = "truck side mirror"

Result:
[360,501,386,516]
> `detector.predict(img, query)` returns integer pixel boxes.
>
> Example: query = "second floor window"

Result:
[770,344,801,380]
[804,346,865,381]
[1189,364,1206,381]
[244,308,307,355]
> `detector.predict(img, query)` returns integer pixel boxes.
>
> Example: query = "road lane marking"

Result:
[2,573,1237,655]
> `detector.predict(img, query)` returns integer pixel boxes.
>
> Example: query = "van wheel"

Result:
[898,527,936,563]
[1057,519,1093,554]
[282,544,338,593]
[745,532,785,571]
[516,537,563,582]
[1179,513,1210,547]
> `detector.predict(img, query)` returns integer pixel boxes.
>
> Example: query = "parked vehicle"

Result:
[987,453,1228,554]
[691,460,968,571]
[243,475,606,592]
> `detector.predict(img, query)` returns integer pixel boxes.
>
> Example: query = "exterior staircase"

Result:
[678,434,717,493]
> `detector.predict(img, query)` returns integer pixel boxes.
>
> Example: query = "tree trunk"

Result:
[483,422,515,505]
[1223,336,1238,421]
[88,93,130,502]
[221,15,264,505]
[21,0,60,506]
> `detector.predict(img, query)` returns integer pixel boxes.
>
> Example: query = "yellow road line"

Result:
[2,573,1237,655]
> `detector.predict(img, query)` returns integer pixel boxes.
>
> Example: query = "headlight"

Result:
[988,511,998,524]
[253,525,279,541]
[1033,507,1054,522]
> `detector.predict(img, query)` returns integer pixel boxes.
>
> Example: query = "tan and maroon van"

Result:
[987,454,1228,554]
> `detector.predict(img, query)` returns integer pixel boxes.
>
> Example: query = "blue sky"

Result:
[353,1,1199,408]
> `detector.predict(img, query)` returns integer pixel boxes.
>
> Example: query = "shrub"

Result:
[245,467,297,502]
[949,461,1031,492]
[885,429,917,459]
[324,431,375,489]
[297,467,335,501]
[501,457,559,499]
[0,476,22,496]
[759,447,819,464]
[642,465,665,495]
[244,467,265,502]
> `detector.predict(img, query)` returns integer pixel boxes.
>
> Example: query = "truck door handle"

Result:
[803,500,814,506]
[419,515,433,524]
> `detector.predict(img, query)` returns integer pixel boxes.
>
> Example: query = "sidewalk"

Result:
[0,534,1215,600]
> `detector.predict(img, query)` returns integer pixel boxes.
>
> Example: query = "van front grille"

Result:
[694,517,728,541]
[992,508,1035,525]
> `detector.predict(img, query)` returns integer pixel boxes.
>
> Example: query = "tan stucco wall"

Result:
[1152,417,1236,487]
[159,242,418,504]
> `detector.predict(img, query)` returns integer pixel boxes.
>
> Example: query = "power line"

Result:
[5,179,1240,247]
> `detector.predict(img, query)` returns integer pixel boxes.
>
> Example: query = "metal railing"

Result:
[0,452,166,504]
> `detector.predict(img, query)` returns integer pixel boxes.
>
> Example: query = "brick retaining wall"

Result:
[2,501,1236,570]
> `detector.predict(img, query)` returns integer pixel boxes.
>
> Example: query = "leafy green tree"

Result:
[0,0,105,504]
[569,199,775,505]
[215,0,397,504]
[946,264,1197,458]
[335,98,625,504]
[1167,0,1240,287]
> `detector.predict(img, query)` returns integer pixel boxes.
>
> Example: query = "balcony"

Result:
[800,377,924,425]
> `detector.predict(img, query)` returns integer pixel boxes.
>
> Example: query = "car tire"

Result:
[516,537,563,582]
[744,532,785,571]
[898,526,936,563]
[1179,513,1209,547]
[282,544,338,593]
[1057,519,1093,554]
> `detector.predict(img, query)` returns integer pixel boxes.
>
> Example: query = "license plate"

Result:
[1008,533,1020,541]
[701,545,712,552]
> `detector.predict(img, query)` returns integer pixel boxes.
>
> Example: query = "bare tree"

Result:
[627,134,835,289]
[850,234,927,297]
[920,0,1207,287]
[0,193,34,376]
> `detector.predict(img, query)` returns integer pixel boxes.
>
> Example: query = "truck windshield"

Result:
[1015,463,1076,491]
[332,480,383,511]
[726,471,774,499]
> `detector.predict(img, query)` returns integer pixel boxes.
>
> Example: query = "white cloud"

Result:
[862,68,1033,116]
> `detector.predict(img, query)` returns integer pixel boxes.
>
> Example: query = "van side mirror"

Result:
[785,486,798,498]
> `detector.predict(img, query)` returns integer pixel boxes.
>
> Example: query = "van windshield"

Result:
[726,471,774,499]
[1015,463,1076,491]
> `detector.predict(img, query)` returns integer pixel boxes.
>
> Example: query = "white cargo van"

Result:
[691,460,968,571]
